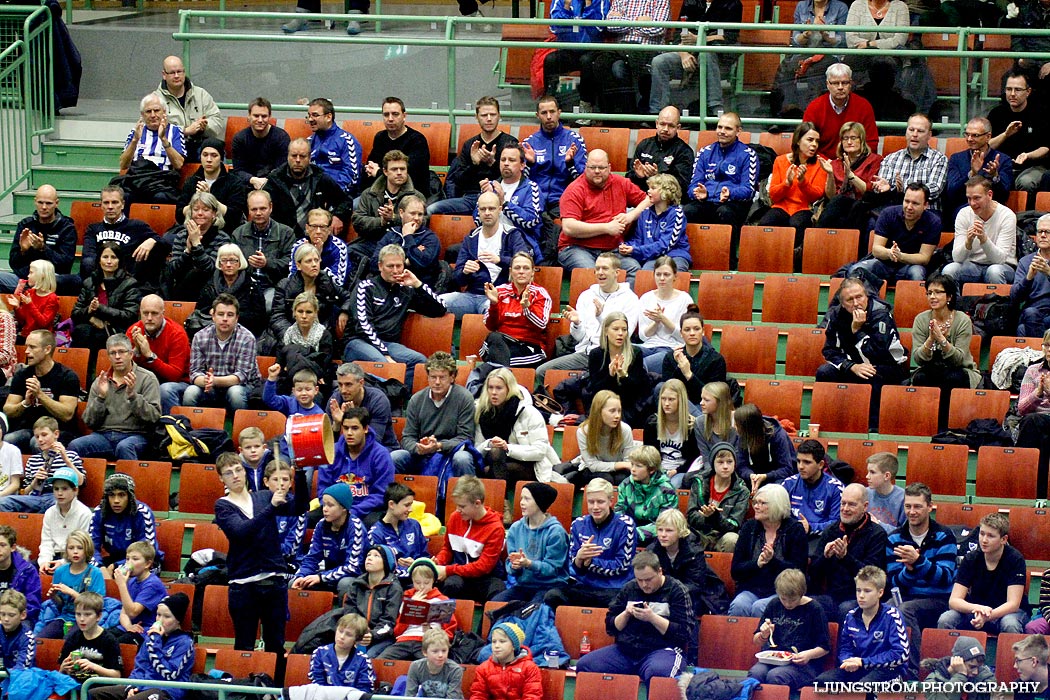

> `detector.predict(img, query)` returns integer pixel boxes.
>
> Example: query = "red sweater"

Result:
[803,93,879,160]
[484,283,552,350]
[126,318,190,383]
[435,506,505,579]
[14,292,58,335]
[557,173,647,251]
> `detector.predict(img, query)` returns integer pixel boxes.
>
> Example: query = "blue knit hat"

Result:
[323,482,354,512]
[368,544,396,576]
[492,622,525,655]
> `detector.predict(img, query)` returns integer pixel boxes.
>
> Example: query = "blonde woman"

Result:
[643,379,701,489]
[555,390,638,488]
[10,259,58,337]
[694,381,739,466]
[587,312,652,426]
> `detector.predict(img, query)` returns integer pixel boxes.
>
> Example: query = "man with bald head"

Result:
[126,295,191,414]
[154,55,224,162]
[944,117,1014,218]
[628,106,694,193]
[558,149,649,282]
[0,185,78,294]
[809,482,889,621]
[257,137,350,236]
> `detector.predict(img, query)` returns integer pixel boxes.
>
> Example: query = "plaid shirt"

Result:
[877,146,948,211]
[188,323,260,389]
[606,0,669,44]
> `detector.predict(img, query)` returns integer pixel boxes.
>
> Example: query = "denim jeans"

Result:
[850,257,928,283]
[392,449,475,476]
[439,292,490,319]
[159,382,190,415]
[343,338,427,390]
[69,430,150,461]
[638,345,672,374]
[937,608,1028,634]
[649,51,723,113]
[728,591,778,618]
[182,384,250,411]
[0,493,54,512]
[427,193,479,216]
[942,260,1014,285]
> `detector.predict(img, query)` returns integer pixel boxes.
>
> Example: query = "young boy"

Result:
[470,622,542,700]
[748,568,830,690]
[0,525,42,624]
[938,512,1028,634]
[0,590,35,670]
[865,452,906,532]
[687,441,750,553]
[816,565,909,686]
[615,445,678,545]
[343,544,402,658]
[264,461,308,567]
[291,482,367,597]
[378,558,458,661]
[111,541,167,645]
[406,627,464,699]
[237,426,274,492]
[0,415,24,498]
[18,416,84,515]
[1012,634,1050,700]
[434,476,506,602]
[292,613,376,699]
[89,473,163,575]
[39,465,93,574]
[367,483,427,583]
[321,407,394,527]
[263,365,325,461]
[920,635,995,699]
[88,592,194,700]
[59,590,122,682]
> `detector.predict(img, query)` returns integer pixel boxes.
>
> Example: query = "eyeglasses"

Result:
[840,135,861,142]
[1005,87,1030,93]
[306,223,329,231]
[220,466,245,478]
[964,131,990,138]
[1036,229,1050,236]
[219,258,240,265]
[163,69,185,76]
[1015,657,1036,666]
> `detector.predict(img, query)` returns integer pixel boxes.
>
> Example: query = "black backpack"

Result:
[956,293,1016,338]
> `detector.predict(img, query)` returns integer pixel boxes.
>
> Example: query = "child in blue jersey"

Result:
[238,426,275,493]
[265,461,307,567]
[37,530,105,639]
[110,541,167,645]
[0,590,35,670]
[88,592,195,700]
[287,613,376,700]
[816,565,909,686]
[263,366,326,461]
[89,473,162,574]
[367,483,427,585]
[291,482,367,599]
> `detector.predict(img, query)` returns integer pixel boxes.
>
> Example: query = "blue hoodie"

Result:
[688,139,759,203]
[367,518,428,580]
[521,125,587,205]
[310,124,362,195]
[295,515,367,586]
[505,514,570,590]
[371,225,441,288]
[627,204,690,265]
[549,0,609,43]
[89,501,163,569]
[568,512,636,589]
[451,225,527,296]
[308,643,375,691]
[7,550,41,624]
[319,432,395,519]
[0,622,34,670]
[129,630,195,700]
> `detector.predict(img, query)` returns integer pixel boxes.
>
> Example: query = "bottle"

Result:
[580,631,591,656]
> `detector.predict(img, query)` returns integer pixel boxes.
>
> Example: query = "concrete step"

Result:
[31,164,121,192]
[13,189,98,216]
[42,141,125,168]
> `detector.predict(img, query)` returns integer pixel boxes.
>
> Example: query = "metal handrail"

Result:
[80,676,409,700]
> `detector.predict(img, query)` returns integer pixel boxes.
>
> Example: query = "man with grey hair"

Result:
[230,189,296,309]
[154,55,224,162]
[803,63,878,159]
[114,94,185,206]
[1012,213,1050,337]
[69,334,161,461]
[327,362,398,450]
[944,116,1013,218]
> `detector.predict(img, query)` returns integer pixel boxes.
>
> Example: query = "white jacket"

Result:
[474,392,565,483]
[571,282,641,354]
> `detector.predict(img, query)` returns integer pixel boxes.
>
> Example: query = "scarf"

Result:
[478,395,520,441]
[283,320,326,351]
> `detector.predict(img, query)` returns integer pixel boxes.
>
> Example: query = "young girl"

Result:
[264,460,308,568]
[342,544,403,658]
[494,482,569,603]
[661,306,727,405]
[10,259,59,338]
[291,482,367,598]
[379,558,458,661]
[470,622,542,700]
[643,379,701,489]
[735,403,799,489]
[586,313,652,427]
[214,452,309,654]
[615,445,678,545]
[88,592,195,700]
[71,241,141,349]
[36,530,105,639]
[555,390,637,487]
[637,256,692,374]
[695,381,739,465]
[687,441,751,552]
[624,176,691,274]
[279,292,335,392]
[89,473,162,576]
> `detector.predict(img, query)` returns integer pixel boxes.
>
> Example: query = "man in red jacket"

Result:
[433,475,506,602]
[126,294,190,414]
